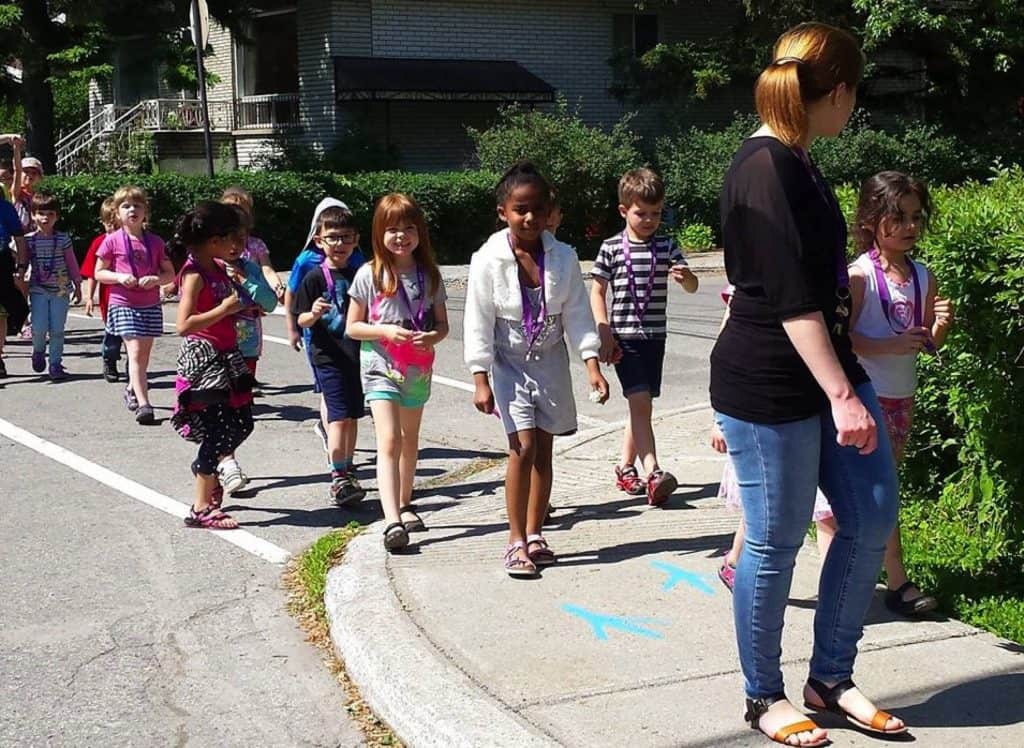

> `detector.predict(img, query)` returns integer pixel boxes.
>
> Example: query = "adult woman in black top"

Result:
[711,23,905,747]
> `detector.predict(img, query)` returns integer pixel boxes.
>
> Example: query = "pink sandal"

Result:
[184,506,238,530]
[526,535,556,567]
[504,541,539,578]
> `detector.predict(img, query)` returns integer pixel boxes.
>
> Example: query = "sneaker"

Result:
[135,404,155,425]
[123,386,139,412]
[217,458,248,495]
[31,351,45,373]
[48,363,68,381]
[615,465,646,496]
[330,472,366,506]
[718,561,736,592]
[646,469,678,507]
[20,324,32,340]
[102,359,119,383]
[313,420,329,453]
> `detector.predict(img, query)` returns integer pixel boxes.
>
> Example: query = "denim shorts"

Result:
[614,337,666,398]
[314,363,365,422]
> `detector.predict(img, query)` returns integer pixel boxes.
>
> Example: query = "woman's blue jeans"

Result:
[716,381,898,699]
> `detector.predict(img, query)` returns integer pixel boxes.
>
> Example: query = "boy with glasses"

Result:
[292,205,366,505]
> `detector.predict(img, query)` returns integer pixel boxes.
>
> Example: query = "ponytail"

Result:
[754,23,864,147]
[168,200,242,266]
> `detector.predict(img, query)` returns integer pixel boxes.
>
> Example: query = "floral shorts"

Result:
[877,396,915,460]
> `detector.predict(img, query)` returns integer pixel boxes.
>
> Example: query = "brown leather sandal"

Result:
[745,695,829,747]
[804,678,906,735]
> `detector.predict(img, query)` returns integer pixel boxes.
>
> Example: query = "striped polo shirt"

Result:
[591,232,686,339]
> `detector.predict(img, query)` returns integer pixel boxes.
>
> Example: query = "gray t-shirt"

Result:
[348,263,447,330]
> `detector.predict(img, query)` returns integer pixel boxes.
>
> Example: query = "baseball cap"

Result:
[21,157,44,174]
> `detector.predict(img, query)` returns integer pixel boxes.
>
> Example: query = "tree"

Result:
[612,1,1024,134]
[0,0,249,172]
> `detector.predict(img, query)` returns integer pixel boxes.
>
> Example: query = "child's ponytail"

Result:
[168,201,242,265]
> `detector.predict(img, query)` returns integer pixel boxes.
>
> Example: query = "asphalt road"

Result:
[0,274,725,746]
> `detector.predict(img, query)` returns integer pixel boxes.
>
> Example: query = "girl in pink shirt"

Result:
[94,186,175,424]
[170,201,254,530]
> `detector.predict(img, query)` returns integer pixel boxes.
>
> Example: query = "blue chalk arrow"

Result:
[650,560,716,595]
[561,603,670,641]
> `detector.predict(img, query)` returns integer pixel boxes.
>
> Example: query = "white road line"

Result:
[0,416,292,565]
[68,312,611,427]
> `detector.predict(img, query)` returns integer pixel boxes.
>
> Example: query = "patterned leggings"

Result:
[191,404,254,476]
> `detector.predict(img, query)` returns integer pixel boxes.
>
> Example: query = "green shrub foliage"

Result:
[469,99,641,255]
[839,171,1024,642]
[38,170,496,266]
[656,113,1004,240]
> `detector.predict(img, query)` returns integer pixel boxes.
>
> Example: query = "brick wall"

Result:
[205,22,235,104]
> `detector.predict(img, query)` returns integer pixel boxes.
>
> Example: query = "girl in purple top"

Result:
[94,186,175,425]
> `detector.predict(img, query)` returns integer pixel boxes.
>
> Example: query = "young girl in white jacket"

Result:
[464,162,609,578]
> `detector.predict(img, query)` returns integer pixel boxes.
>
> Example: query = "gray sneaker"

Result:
[331,473,366,506]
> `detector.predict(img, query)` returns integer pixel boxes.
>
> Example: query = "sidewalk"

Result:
[325,408,1024,747]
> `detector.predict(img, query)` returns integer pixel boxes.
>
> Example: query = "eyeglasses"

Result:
[320,234,358,246]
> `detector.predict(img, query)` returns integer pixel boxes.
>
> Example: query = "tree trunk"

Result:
[18,0,56,173]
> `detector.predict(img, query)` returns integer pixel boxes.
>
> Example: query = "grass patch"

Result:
[283,522,403,747]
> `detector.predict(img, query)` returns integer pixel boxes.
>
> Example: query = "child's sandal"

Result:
[383,522,409,551]
[526,534,556,567]
[184,506,238,530]
[504,541,539,578]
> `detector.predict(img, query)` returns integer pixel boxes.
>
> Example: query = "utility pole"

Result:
[190,0,214,177]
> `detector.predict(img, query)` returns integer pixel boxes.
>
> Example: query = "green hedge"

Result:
[656,113,999,237]
[39,170,498,267]
[837,171,1024,643]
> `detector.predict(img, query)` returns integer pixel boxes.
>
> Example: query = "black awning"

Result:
[333,56,555,103]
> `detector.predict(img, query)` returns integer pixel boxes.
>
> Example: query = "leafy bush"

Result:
[895,167,1024,642]
[655,114,757,232]
[672,222,716,252]
[656,113,1015,241]
[469,99,641,255]
[38,169,496,266]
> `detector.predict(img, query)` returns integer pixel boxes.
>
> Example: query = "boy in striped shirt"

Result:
[590,168,698,505]
[26,192,81,380]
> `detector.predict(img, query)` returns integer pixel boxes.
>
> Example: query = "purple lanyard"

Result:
[122,229,152,278]
[792,148,849,289]
[507,232,546,348]
[190,257,238,304]
[396,265,427,331]
[31,236,58,282]
[622,231,658,322]
[320,260,346,316]
[868,248,936,353]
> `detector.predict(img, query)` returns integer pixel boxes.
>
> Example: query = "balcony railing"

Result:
[234,93,301,130]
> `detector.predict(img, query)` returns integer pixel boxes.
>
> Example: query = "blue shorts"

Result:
[305,341,321,393]
[614,337,666,398]
[314,363,365,422]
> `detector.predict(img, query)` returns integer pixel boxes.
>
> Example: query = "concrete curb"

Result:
[326,534,559,748]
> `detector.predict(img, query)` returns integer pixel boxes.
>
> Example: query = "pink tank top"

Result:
[181,259,237,351]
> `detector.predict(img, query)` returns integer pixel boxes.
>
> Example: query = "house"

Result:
[62,1,747,174]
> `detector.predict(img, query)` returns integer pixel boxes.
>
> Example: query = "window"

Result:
[612,14,659,57]
[113,38,159,106]
[235,7,299,96]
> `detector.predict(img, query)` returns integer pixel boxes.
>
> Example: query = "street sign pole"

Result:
[190,0,214,177]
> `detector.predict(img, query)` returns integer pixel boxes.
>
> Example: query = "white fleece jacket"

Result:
[463,228,600,374]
